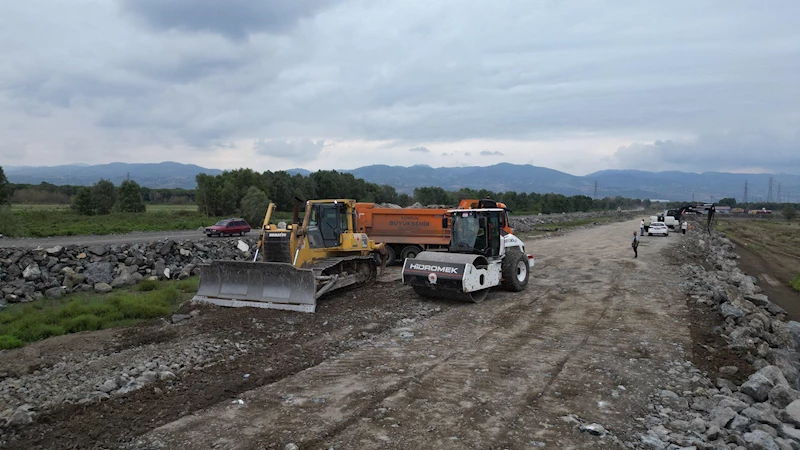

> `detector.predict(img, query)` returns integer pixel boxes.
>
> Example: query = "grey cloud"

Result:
[3,1,800,173]
[254,138,325,160]
[613,130,800,173]
[480,150,504,156]
[409,146,430,153]
[121,0,338,40]
[464,152,471,156]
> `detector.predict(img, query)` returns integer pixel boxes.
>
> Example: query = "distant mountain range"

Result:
[4,162,222,189]
[5,161,800,203]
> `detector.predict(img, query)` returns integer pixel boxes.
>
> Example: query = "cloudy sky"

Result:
[1,0,799,175]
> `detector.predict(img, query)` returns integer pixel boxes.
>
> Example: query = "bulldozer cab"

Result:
[306,202,350,248]
[448,209,502,257]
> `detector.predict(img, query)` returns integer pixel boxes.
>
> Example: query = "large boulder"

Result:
[720,302,745,319]
[94,283,113,293]
[22,264,41,281]
[44,287,65,300]
[45,245,64,257]
[84,262,113,285]
[87,245,107,256]
[786,321,800,349]
[782,399,800,427]
[741,366,789,402]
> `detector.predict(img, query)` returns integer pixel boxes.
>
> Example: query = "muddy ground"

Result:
[0,219,747,449]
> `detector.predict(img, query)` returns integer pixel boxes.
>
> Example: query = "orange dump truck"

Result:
[355,199,512,265]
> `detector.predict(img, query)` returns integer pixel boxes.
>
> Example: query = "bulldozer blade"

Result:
[193,261,318,313]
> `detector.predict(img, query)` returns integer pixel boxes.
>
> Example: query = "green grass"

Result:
[0,277,199,349]
[791,274,800,292]
[5,204,298,237]
[10,204,71,211]
[145,204,198,212]
[11,209,225,237]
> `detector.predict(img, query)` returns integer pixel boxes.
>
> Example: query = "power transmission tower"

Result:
[593,180,598,199]
[767,177,774,203]
[126,171,130,181]
[743,180,748,204]
[777,182,782,203]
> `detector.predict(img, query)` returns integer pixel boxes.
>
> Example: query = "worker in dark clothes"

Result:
[632,231,639,258]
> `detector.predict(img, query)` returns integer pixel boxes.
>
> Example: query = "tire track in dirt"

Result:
[137,219,688,449]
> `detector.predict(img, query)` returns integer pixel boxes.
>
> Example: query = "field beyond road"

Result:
[715,217,800,318]
[2,218,747,449]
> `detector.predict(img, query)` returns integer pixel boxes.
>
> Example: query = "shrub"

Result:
[791,274,800,292]
[136,280,159,292]
[0,335,24,350]
[64,314,105,333]
[0,205,22,237]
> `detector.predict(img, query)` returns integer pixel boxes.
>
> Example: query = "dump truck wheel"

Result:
[400,245,423,261]
[385,246,397,266]
[501,248,529,292]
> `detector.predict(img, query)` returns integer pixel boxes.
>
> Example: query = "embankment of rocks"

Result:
[631,226,800,449]
[0,238,258,309]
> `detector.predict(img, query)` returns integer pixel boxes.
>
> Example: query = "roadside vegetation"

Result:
[715,216,800,292]
[791,275,800,292]
[0,278,199,349]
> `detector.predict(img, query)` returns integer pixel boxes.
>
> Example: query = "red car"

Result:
[204,218,251,237]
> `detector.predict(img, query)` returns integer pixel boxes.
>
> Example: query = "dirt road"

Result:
[137,220,696,449]
[2,219,721,449]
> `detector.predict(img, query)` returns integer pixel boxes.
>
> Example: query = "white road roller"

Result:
[401,199,534,302]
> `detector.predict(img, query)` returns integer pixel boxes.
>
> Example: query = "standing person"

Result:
[632,231,639,258]
[681,220,688,235]
[640,219,645,236]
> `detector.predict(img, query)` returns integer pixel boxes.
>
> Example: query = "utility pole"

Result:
[593,180,598,199]
[743,180,748,204]
[767,176,774,203]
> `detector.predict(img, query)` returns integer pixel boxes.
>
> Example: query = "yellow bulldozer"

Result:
[193,199,386,313]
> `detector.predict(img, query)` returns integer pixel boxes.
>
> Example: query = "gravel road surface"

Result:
[2,219,717,449]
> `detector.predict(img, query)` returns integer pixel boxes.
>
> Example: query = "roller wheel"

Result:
[400,245,423,261]
[501,248,529,292]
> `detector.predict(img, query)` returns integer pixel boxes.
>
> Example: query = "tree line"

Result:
[70,179,147,215]
[0,164,655,223]
[194,169,653,220]
[3,180,194,205]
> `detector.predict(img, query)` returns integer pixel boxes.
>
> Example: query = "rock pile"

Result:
[0,238,258,309]
[632,229,800,449]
